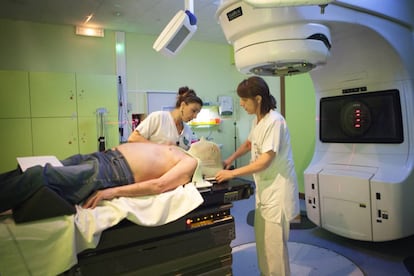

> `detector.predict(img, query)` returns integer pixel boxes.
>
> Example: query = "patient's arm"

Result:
[0,210,12,216]
[82,154,197,209]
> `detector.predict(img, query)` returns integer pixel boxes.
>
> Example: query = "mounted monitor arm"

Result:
[153,0,197,57]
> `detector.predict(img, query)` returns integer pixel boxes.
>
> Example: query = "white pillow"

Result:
[188,137,222,179]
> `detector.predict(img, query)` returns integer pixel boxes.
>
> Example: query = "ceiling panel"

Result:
[0,0,227,43]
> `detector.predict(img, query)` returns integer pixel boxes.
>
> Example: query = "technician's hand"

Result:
[222,159,233,169]
[215,169,235,183]
[82,189,116,209]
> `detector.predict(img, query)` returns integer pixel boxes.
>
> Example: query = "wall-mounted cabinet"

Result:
[30,72,77,117]
[77,74,118,117]
[76,73,118,154]
[78,115,119,154]
[0,71,30,118]
[0,118,33,172]
[32,117,79,158]
[0,70,119,173]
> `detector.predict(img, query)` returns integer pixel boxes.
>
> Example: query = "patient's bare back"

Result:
[116,143,191,183]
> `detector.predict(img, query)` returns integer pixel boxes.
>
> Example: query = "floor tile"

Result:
[232,242,364,276]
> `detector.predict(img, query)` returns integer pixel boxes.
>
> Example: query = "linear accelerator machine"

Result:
[217,0,414,241]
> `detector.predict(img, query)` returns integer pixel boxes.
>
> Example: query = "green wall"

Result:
[0,18,257,165]
[0,19,116,74]
[0,18,315,193]
[285,73,316,193]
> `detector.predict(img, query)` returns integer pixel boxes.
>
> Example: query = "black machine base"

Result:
[63,178,254,276]
[64,217,235,275]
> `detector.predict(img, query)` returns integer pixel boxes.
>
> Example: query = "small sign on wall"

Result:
[218,95,233,116]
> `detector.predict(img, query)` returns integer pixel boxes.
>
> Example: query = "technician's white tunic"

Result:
[248,110,300,276]
[136,111,193,150]
[249,110,300,222]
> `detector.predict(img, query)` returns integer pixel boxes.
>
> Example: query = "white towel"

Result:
[0,182,204,276]
[75,182,203,250]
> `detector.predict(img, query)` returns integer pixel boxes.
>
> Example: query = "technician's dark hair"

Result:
[175,86,203,108]
[237,76,277,115]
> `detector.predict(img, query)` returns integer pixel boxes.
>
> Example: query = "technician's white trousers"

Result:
[254,209,290,276]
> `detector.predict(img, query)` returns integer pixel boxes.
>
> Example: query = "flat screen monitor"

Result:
[319,89,403,143]
[153,10,197,57]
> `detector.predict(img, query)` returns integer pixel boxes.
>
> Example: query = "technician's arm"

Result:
[223,140,251,169]
[127,130,150,143]
[215,150,275,183]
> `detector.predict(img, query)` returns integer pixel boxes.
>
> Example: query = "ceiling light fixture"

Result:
[84,14,94,24]
[75,26,105,37]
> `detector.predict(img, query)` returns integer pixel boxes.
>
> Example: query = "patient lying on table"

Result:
[0,143,199,213]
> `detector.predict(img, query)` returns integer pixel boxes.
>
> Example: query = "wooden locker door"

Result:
[76,73,118,117]
[32,117,79,159]
[78,117,97,153]
[78,115,120,154]
[0,118,33,173]
[0,71,31,118]
[30,72,77,117]
[77,73,119,150]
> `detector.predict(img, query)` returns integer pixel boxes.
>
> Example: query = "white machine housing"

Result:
[217,0,414,241]
[216,1,332,76]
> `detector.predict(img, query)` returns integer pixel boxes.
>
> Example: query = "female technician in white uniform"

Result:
[215,76,300,276]
[128,87,203,150]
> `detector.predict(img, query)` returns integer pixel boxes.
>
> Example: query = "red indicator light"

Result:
[186,219,192,225]
[355,124,361,128]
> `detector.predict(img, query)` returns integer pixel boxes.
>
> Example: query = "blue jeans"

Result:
[0,149,134,213]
